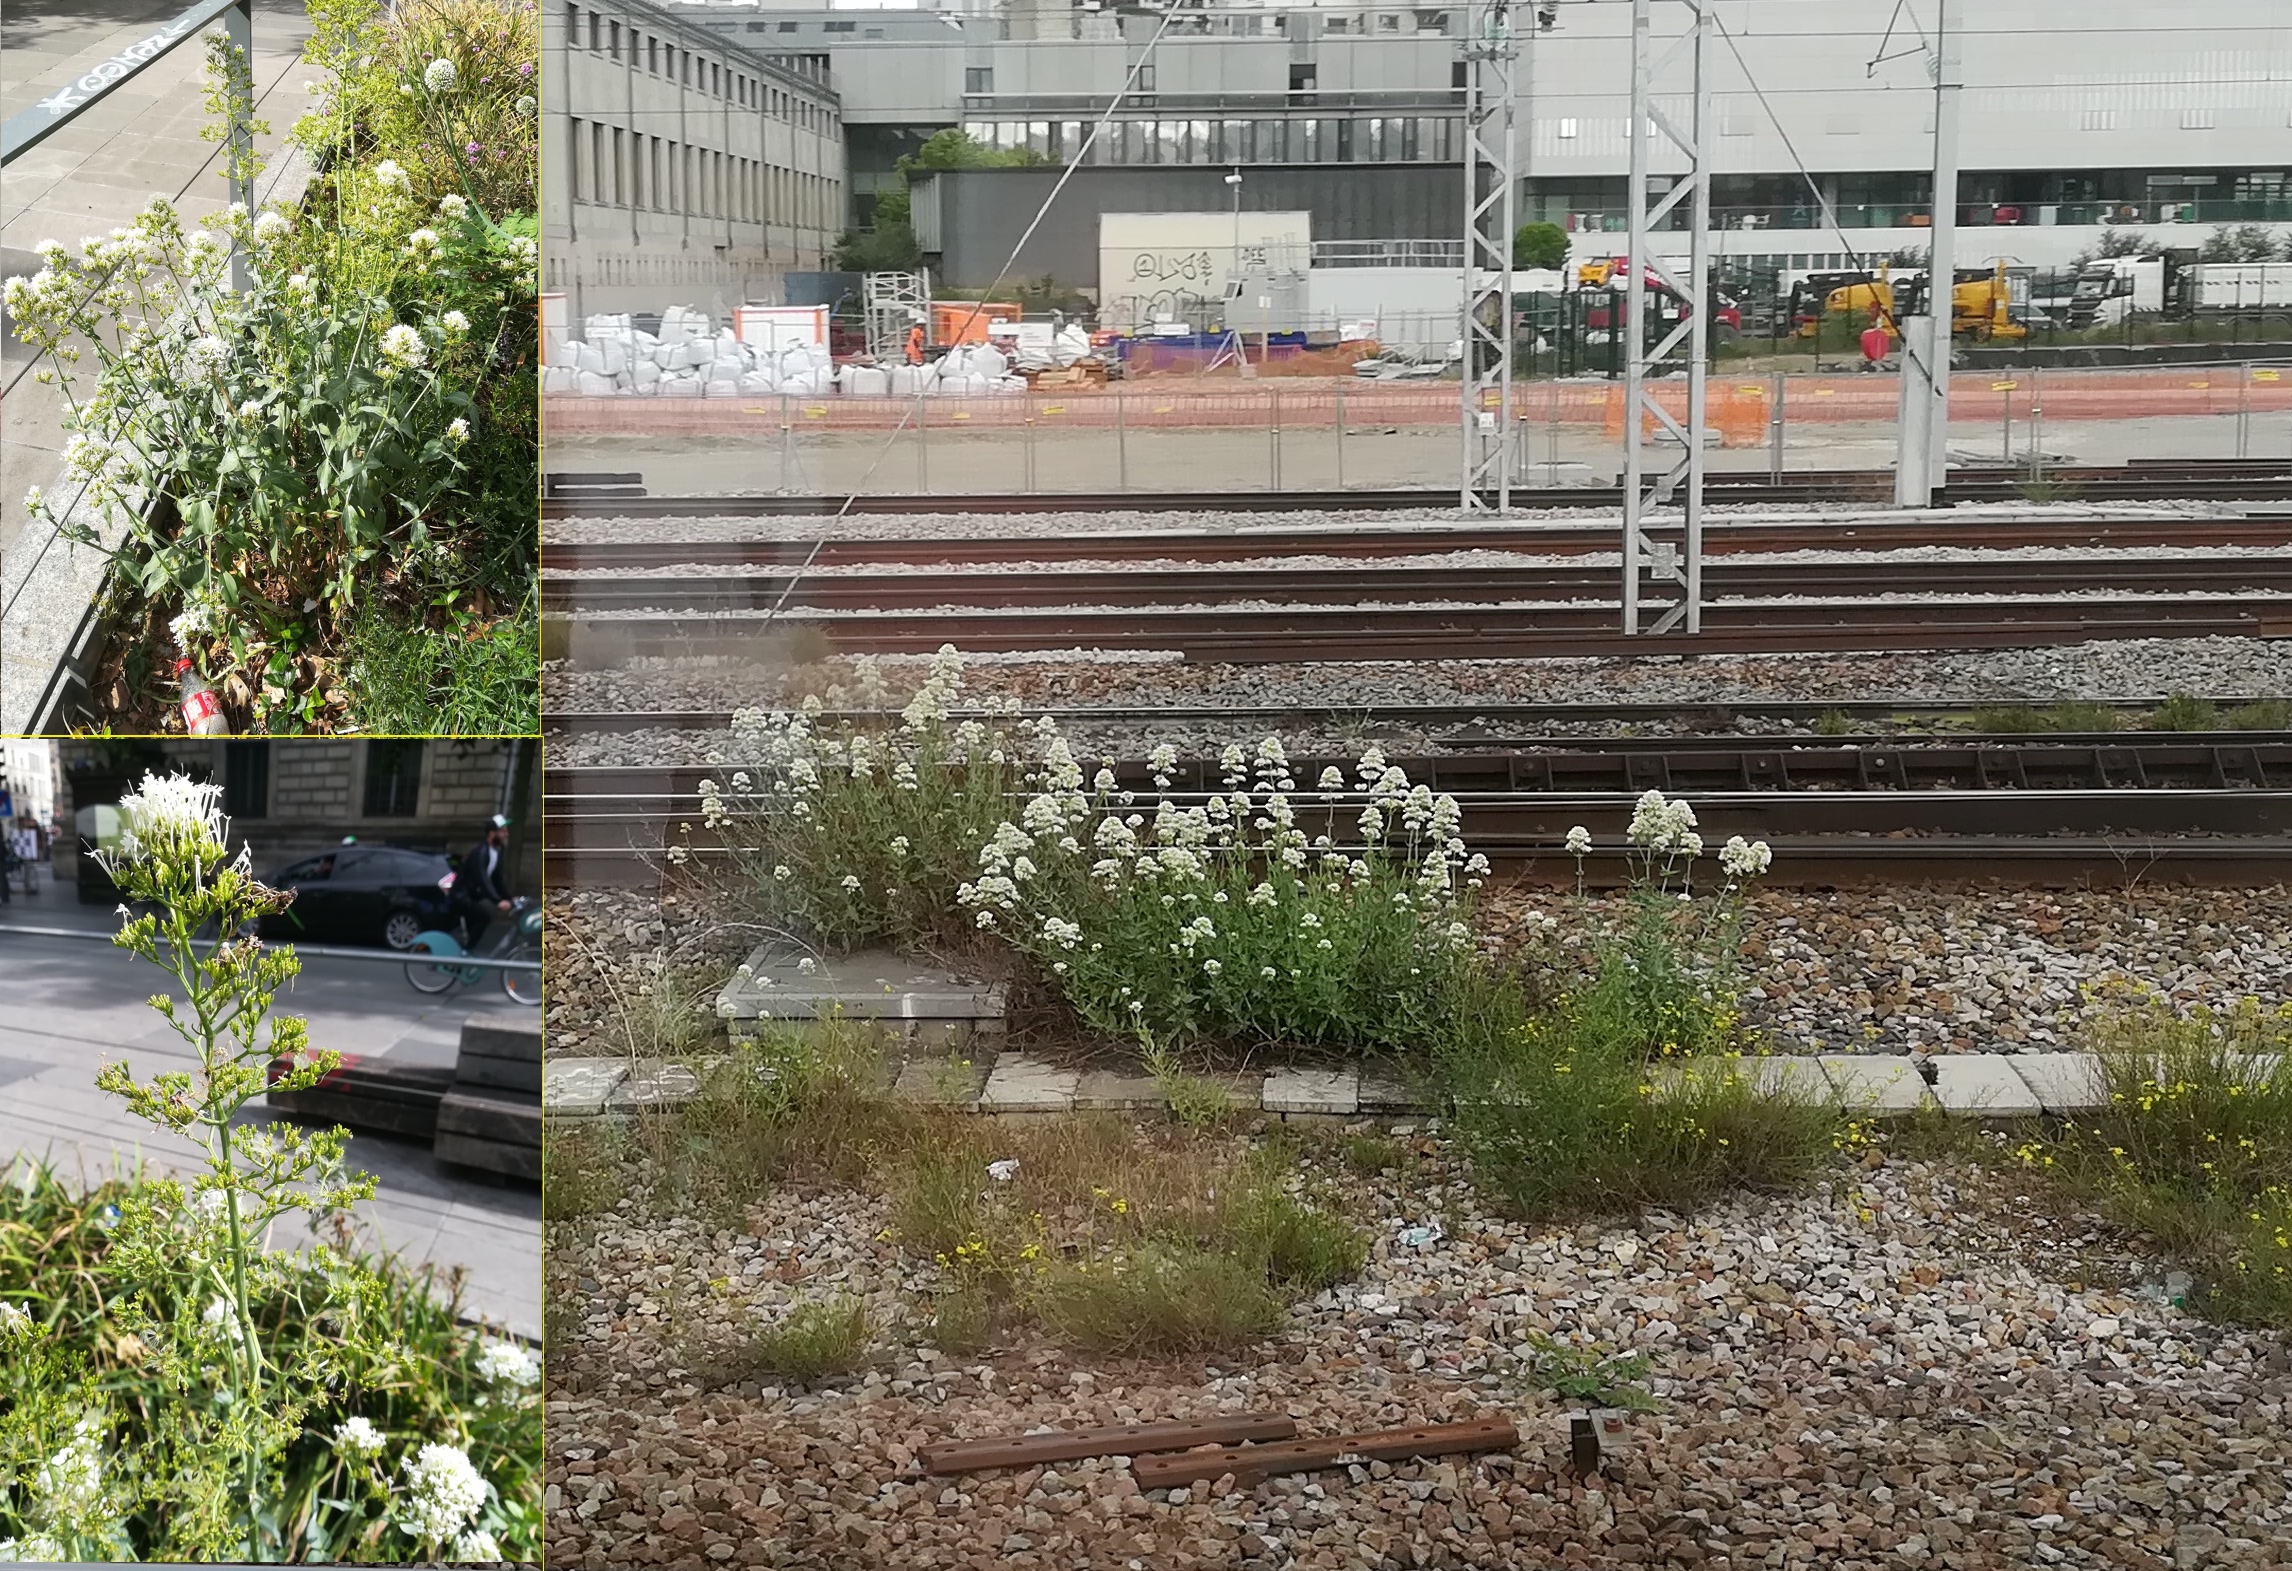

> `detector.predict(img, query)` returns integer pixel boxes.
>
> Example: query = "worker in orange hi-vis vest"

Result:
[906,318,926,364]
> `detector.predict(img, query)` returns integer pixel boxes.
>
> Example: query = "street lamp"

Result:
[1226,167,1247,368]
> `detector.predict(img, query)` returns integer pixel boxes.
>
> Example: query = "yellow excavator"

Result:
[1802,261,2029,342]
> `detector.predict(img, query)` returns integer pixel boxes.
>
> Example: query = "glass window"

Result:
[362,741,424,819]
[966,66,994,94]
[1187,121,1210,161]
[1028,121,1051,157]
[1158,122,1181,164]
[1060,121,1083,160]
[224,742,268,820]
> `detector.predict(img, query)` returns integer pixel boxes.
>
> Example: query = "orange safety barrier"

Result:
[540,364,2292,438]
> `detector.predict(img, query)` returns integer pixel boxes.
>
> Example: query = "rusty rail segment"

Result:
[919,1414,1299,1475]
[1130,1416,1522,1488]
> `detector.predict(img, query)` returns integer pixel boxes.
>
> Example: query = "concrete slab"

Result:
[977,1056,1077,1113]
[1931,1055,2043,1118]
[1262,1067,1358,1116]
[2007,1052,2111,1116]
[892,1055,990,1108]
[1741,1056,1835,1104]
[1358,1071,1423,1114]
[1820,1056,1934,1114]
[1073,1069,1166,1111]
[607,1060,700,1112]
[545,1059,630,1117]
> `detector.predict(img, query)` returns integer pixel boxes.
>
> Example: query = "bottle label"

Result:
[182,689,222,728]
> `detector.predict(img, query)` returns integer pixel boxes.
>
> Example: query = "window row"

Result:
[959,115,1460,165]
[565,4,838,138]
[568,117,839,230]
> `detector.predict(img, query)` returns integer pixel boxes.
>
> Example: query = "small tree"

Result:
[2198,223,2284,262]
[2073,228,2164,269]
[1513,221,1569,271]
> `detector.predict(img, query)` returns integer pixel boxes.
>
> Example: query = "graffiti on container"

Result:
[1129,249,1217,284]
[1103,289,1214,330]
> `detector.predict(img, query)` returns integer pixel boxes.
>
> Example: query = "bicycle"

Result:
[404,897,542,1006]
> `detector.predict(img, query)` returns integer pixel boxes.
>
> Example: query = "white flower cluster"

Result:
[474,1337,540,1388]
[1719,833,1774,881]
[334,1416,386,1458]
[100,772,245,878]
[399,1442,490,1541]
[374,159,413,195]
[381,322,427,371]
[0,1535,66,1562]
[1626,789,1701,859]
[438,193,470,222]
[31,1416,106,1530]
[900,643,965,730]
[251,209,291,247]
[423,57,459,93]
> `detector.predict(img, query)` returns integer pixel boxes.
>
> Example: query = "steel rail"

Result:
[543,555,2292,615]
[545,596,2291,663]
[540,698,2279,737]
[542,515,2292,574]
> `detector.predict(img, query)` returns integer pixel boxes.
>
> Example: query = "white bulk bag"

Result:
[576,369,618,396]
[631,360,663,389]
[738,370,777,394]
[848,366,890,398]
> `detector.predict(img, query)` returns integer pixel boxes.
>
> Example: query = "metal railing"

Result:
[0,921,542,973]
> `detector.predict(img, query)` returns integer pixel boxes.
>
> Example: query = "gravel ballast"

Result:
[544,1138,2292,1570]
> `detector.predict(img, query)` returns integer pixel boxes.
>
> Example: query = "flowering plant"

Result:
[957,738,1488,1051]
[0,774,538,1560]
[4,5,538,732]
[692,648,1028,952]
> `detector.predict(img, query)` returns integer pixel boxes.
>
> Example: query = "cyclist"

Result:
[455,813,516,952]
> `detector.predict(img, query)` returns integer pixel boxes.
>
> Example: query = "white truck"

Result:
[2067,256,2165,328]
[2188,262,2292,311]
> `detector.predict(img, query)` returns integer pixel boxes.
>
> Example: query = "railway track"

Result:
[548,593,2291,663]
[543,739,2292,890]
[541,457,2292,518]
[544,553,2292,616]
[542,699,2281,739]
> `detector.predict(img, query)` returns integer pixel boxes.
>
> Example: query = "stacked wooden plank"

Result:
[433,1016,544,1181]
[264,1053,456,1141]
[918,1412,1519,1487]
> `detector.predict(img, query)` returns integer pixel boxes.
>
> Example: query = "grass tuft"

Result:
[703,1296,872,1386]
[1030,1247,1282,1356]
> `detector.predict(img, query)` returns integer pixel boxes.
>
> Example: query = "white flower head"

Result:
[185,333,231,375]
[515,94,538,118]
[451,1528,503,1562]
[381,323,427,369]
[252,209,291,246]
[446,416,472,445]
[288,271,318,300]
[399,1442,490,1540]
[335,1415,386,1457]
[1565,825,1593,857]
[438,193,470,222]
[32,1416,105,1529]
[441,309,471,336]
[373,159,412,194]
[423,57,460,93]
[1719,835,1774,880]
[474,1338,540,1388]
[0,1301,28,1333]
[103,773,230,873]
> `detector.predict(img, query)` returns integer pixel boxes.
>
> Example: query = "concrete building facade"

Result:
[658,0,2292,284]
[53,740,540,895]
[545,0,851,318]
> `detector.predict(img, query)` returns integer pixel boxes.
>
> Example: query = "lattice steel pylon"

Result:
[1458,1,1519,511]
[1620,0,1713,634]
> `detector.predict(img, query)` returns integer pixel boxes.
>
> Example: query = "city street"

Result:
[0,896,541,1341]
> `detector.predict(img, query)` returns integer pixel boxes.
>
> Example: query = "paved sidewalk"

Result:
[0,902,542,1340]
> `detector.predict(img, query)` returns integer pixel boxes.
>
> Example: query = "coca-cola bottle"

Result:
[177,658,230,736]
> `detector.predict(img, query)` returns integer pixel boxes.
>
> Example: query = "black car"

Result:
[258,845,459,949]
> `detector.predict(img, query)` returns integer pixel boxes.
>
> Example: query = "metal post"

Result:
[1270,388,1282,492]
[1768,369,1785,482]
[916,390,929,494]
[1458,0,1519,511]
[1334,384,1346,490]
[224,0,255,293]
[778,393,793,494]
[1116,388,1129,491]
[2029,365,2043,480]
[2001,379,2012,465]
[1921,0,1961,498]
[2238,361,2251,459]
[1024,402,1037,494]
[1621,0,1711,635]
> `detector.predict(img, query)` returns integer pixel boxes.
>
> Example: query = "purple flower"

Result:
[520,62,534,77]
[467,141,482,157]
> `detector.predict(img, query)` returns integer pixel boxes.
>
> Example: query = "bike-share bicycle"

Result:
[404,895,542,1006]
